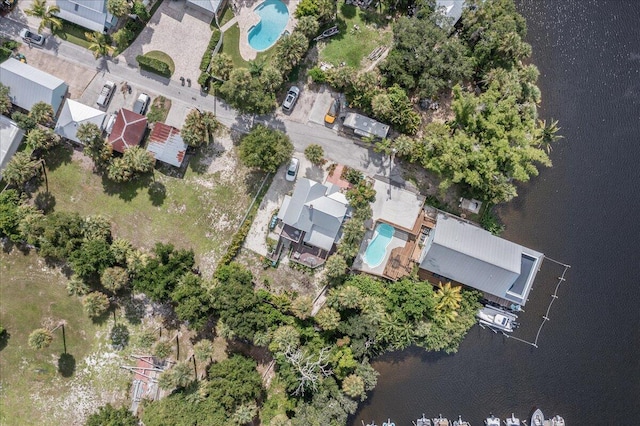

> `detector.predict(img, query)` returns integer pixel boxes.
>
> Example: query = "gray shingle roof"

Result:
[279,178,348,251]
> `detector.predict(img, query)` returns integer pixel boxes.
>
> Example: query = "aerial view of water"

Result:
[353,1,640,424]
[248,0,289,51]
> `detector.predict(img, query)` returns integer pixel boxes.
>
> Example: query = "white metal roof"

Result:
[54,99,106,144]
[0,58,68,114]
[0,115,24,180]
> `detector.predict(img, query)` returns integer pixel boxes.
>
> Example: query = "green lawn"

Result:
[0,251,130,425]
[218,4,235,27]
[40,141,262,273]
[318,1,393,68]
[55,20,91,49]
[143,50,175,74]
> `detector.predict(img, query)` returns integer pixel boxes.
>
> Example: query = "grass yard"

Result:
[318,1,393,68]
[143,50,175,74]
[147,96,172,124]
[0,251,130,425]
[55,20,92,49]
[39,138,263,277]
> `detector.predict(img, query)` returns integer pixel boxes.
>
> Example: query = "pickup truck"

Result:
[96,81,116,108]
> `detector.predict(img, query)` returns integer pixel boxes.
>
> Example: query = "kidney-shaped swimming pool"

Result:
[363,223,395,268]
[248,0,290,51]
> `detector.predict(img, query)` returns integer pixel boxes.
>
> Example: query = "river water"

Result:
[353,1,640,424]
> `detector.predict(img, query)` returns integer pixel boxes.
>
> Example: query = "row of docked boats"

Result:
[365,410,565,426]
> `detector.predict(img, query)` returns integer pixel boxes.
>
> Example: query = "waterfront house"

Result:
[272,178,349,268]
[418,213,543,306]
[54,99,106,144]
[0,58,68,115]
[0,115,24,180]
[146,122,188,167]
[55,0,117,32]
[435,0,466,27]
[352,176,433,280]
[108,109,147,153]
[186,0,227,21]
[342,113,390,140]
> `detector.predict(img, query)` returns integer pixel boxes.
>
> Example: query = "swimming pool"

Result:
[248,0,289,51]
[363,223,394,268]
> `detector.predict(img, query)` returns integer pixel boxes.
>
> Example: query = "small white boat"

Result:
[477,305,518,332]
[504,413,521,426]
[416,414,433,426]
[433,415,451,426]
[484,414,500,426]
[550,415,565,426]
[382,419,395,426]
[453,415,471,426]
[531,409,544,426]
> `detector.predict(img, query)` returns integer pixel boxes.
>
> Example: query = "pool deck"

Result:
[232,0,300,61]
[352,227,409,277]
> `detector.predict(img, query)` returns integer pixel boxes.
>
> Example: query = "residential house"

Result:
[418,213,543,306]
[273,178,349,268]
[54,99,106,144]
[146,122,188,167]
[108,109,147,153]
[342,113,390,140]
[55,0,117,32]
[352,176,433,280]
[186,0,227,21]
[0,115,24,180]
[0,58,68,114]
[435,0,466,28]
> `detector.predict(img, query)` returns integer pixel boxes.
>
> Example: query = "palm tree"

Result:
[434,282,462,323]
[3,152,39,188]
[181,109,218,147]
[275,33,308,69]
[82,291,110,318]
[171,361,193,389]
[247,60,265,77]
[232,402,257,426]
[25,0,62,33]
[28,328,53,350]
[123,146,155,174]
[85,31,113,59]
[290,296,313,320]
[0,83,10,115]
[193,339,214,365]
[537,119,563,154]
[29,102,55,126]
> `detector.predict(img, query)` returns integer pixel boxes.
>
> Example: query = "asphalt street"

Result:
[0,14,397,178]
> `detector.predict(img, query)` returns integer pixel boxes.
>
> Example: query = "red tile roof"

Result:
[108,109,147,153]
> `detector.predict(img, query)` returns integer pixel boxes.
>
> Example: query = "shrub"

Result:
[199,29,222,72]
[308,66,327,83]
[304,144,324,165]
[132,1,150,21]
[0,47,12,62]
[198,71,210,87]
[136,54,172,77]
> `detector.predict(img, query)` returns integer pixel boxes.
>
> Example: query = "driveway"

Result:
[244,154,325,256]
[117,0,213,84]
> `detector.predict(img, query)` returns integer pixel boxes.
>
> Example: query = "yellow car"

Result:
[324,99,339,124]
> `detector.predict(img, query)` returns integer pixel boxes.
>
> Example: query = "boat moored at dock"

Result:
[550,415,565,426]
[432,415,451,426]
[477,305,519,332]
[415,414,432,426]
[504,413,521,425]
[382,419,395,426]
[484,414,500,426]
[453,415,471,426]
[531,409,544,426]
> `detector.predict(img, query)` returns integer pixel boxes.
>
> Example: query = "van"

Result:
[96,81,115,108]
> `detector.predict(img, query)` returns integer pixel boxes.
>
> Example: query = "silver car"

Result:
[282,86,300,112]
[19,28,45,46]
[285,157,299,182]
[133,93,150,115]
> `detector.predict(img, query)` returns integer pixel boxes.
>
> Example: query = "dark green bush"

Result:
[199,29,221,72]
[136,54,172,77]
[198,71,210,87]
[0,47,12,62]
[308,66,327,83]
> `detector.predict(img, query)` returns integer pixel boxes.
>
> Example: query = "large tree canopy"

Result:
[238,125,293,173]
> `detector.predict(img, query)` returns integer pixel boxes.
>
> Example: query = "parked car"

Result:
[19,28,45,46]
[282,86,300,112]
[133,93,151,115]
[104,113,117,135]
[285,157,300,182]
[324,99,340,124]
[96,81,116,108]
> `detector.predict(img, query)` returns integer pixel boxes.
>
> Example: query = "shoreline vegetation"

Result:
[0,0,562,424]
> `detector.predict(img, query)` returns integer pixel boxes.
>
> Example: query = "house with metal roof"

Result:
[418,213,543,306]
[274,178,349,268]
[108,109,147,153]
[342,113,390,140]
[0,58,68,114]
[55,0,117,32]
[54,99,106,144]
[0,115,24,180]
[146,122,188,167]
[186,0,227,20]
[435,0,466,27]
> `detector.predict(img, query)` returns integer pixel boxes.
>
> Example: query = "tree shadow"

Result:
[58,353,76,377]
[110,323,130,350]
[46,143,74,171]
[0,330,9,352]
[101,173,154,202]
[148,181,167,206]
[122,296,147,325]
[340,2,357,19]
[34,191,56,213]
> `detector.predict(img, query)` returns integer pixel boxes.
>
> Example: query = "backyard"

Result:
[318,1,392,68]
[37,131,264,277]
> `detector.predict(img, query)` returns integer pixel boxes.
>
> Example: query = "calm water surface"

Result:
[353,1,640,424]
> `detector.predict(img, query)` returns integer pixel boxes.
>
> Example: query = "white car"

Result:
[19,28,45,46]
[133,93,150,115]
[282,86,300,113]
[285,157,299,182]
[96,81,116,108]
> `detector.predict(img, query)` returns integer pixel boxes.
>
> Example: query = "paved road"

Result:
[0,15,397,178]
